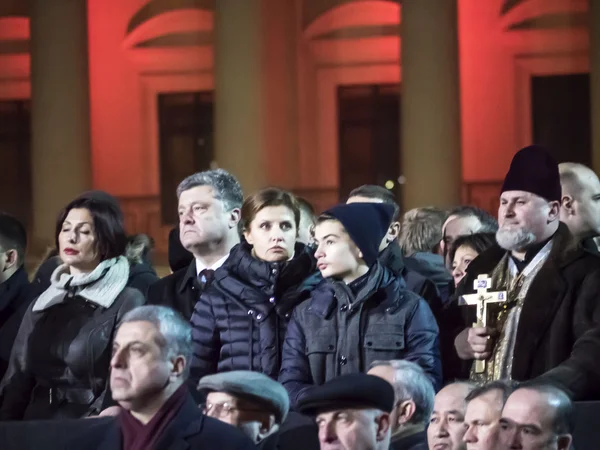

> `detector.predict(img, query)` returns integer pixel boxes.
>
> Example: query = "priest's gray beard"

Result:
[496,226,536,251]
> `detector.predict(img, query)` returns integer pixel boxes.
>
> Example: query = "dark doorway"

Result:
[531,73,591,165]
[158,91,214,224]
[337,84,401,204]
[0,100,32,227]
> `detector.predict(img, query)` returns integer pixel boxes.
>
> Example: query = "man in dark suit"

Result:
[0,213,33,381]
[147,169,243,319]
[68,305,255,450]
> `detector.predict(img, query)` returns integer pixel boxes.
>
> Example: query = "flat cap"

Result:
[296,374,394,415]
[198,371,290,423]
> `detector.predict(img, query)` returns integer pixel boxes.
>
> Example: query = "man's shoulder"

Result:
[148,266,190,296]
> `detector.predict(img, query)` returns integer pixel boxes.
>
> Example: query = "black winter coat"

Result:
[65,393,256,450]
[147,261,205,320]
[452,223,600,400]
[279,262,441,407]
[0,268,34,381]
[379,244,443,315]
[190,242,315,381]
[0,287,145,420]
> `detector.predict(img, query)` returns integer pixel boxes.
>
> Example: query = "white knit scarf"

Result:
[33,256,130,312]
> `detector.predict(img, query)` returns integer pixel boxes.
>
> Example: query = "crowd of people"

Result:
[0,144,599,449]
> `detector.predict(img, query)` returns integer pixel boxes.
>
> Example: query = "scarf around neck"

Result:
[119,384,188,450]
[32,256,130,312]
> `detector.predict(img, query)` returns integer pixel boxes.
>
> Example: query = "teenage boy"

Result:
[279,203,441,407]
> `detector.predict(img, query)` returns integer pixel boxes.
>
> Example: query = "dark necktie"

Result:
[198,269,215,289]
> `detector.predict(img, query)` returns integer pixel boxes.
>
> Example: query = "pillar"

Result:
[263,0,300,189]
[214,0,266,194]
[30,0,91,249]
[590,0,600,173]
[401,0,462,210]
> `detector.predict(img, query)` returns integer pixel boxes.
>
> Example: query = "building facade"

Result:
[0,0,596,257]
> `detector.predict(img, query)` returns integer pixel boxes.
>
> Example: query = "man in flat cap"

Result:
[297,373,394,450]
[453,145,600,400]
[198,371,318,449]
[279,203,441,408]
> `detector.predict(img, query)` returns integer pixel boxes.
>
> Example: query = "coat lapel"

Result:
[154,395,205,450]
[97,421,122,450]
[511,224,580,379]
[511,256,566,379]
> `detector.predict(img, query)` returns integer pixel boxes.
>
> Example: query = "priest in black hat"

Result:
[453,145,600,400]
[279,203,441,408]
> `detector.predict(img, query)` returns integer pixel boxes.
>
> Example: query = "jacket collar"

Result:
[98,394,205,450]
[212,241,315,316]
[464,223,582,282]
[310,262,393,318]
[379,243,405,276]
[178,261,199,294]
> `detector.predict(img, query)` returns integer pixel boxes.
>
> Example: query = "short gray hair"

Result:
[119,305,193,378]
[369,360,435,425]
[176,169,243,211]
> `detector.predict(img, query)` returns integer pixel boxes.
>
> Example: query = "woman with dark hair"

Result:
[449,233,497,287]
[190,188,315,381]
[0,191,145,420]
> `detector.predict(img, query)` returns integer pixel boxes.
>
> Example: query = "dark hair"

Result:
[466,380,518,406]
[449,232,496,265]
[515,383,574,435]
[447,205,498,234]
[348,185,400,221]
[241,188,301,231]
[0,213,27,266]
[55,191,127,262]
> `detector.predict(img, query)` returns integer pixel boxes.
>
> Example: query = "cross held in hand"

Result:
[459,273,508,374]
[459,274,507,329]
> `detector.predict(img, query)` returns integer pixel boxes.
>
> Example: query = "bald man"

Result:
[498,384,573,450]
[427,382,474,450]
[559,162,600,247]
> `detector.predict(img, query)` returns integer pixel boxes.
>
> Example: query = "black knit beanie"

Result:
[324,203,395,266]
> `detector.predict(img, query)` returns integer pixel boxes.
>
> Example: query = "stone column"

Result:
[401,0,462,209]
[30,0,92,249]
[263,0,300,189]
[590,0,600,173]
[214,0,266,194]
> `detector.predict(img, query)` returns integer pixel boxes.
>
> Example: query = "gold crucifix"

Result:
[459,274,507,373]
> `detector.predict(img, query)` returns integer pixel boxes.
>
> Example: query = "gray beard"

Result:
[496,227,536,251]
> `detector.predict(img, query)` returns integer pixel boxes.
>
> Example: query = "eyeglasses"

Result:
[200,402,264,418]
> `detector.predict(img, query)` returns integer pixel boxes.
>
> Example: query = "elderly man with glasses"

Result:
[198,371,318,450]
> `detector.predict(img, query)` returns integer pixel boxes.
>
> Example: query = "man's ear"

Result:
[561,195,574,215]
[229,208,241,229]
[3,250,18,272]
[548,200,561,222]
[375,413,391,442]
[258,414,277,438]
[387,222,401,242]
[171,355,186,378]
[557,434,572,450]
[397,400,416,425]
